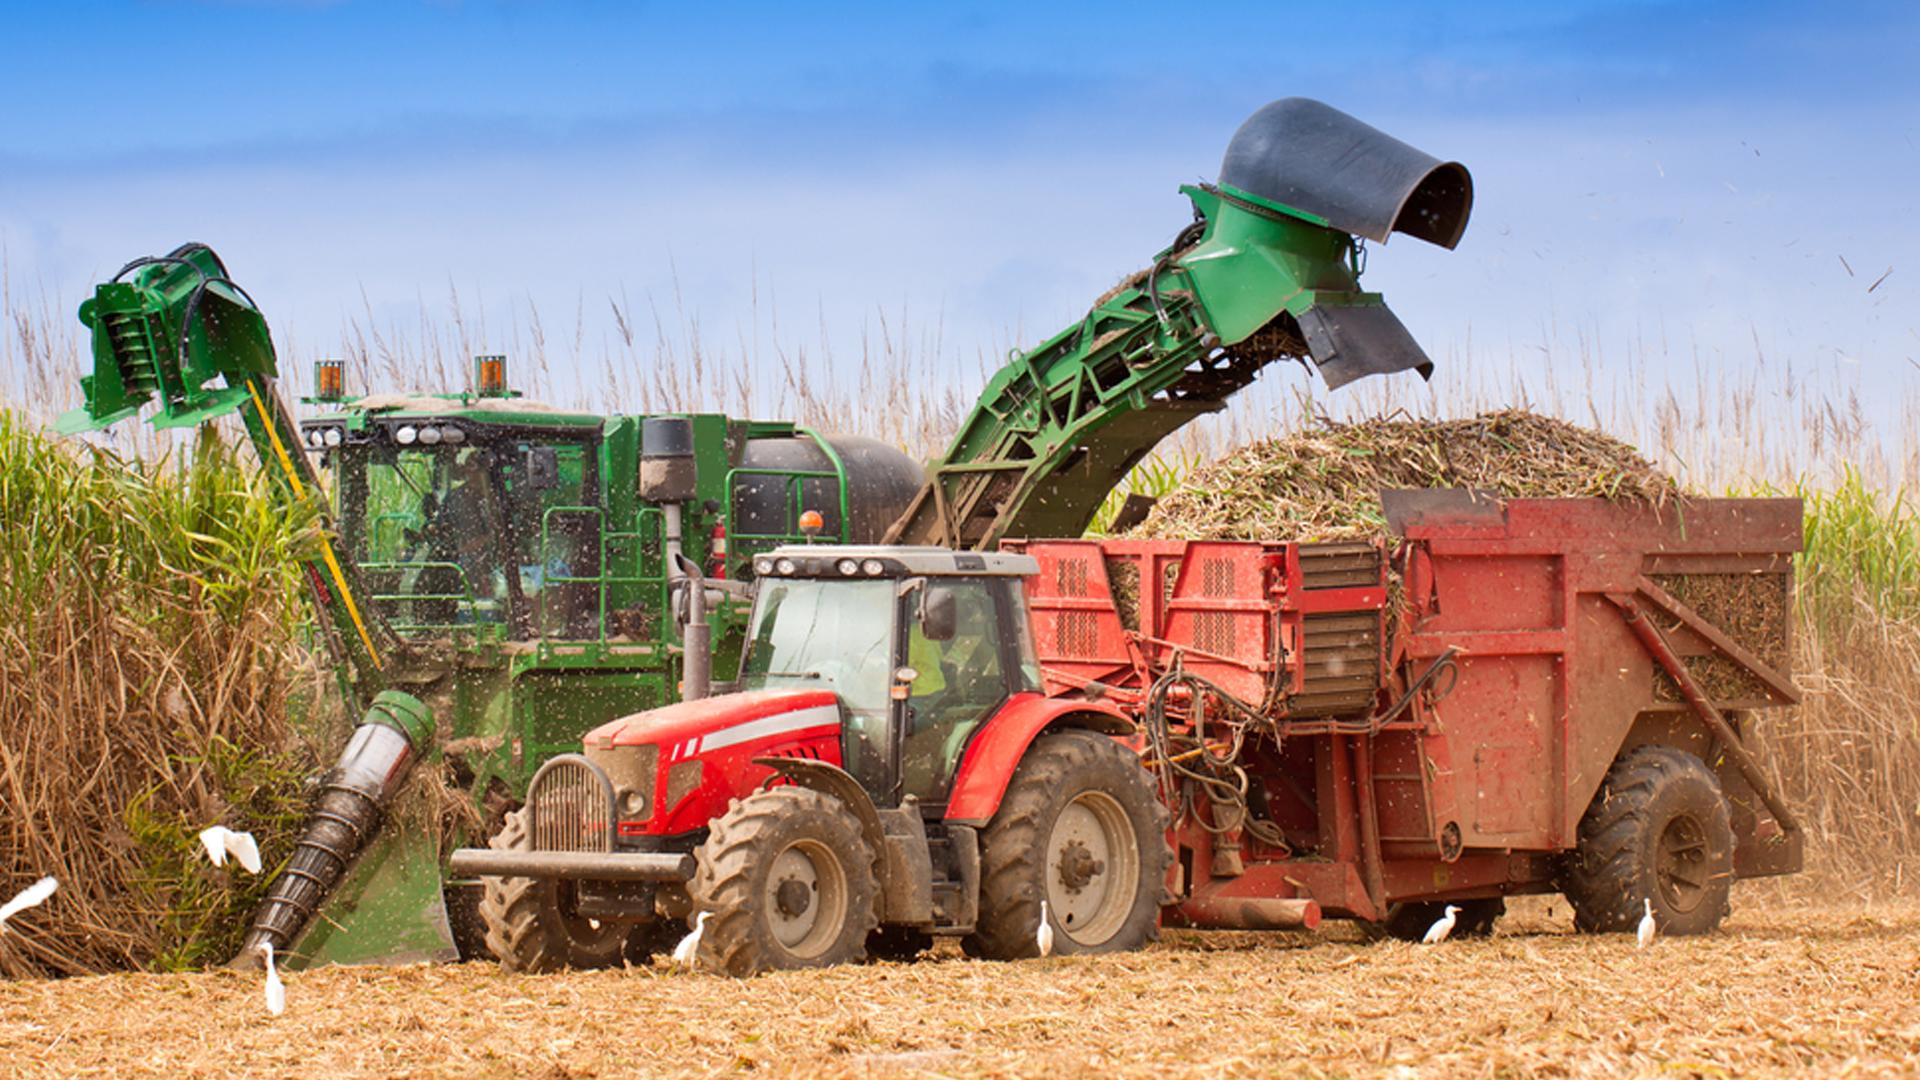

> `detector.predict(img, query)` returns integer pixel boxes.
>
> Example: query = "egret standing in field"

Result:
[1036,901,1055,958]
[1421,904,1462,945]
[1637,898,1658,949]
[0,877,57,932]
[198,826,263,874]
[672,911,710,969]
[259,943,286,1016]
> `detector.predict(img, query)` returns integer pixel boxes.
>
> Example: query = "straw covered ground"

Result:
[1129,409,1677,541]
[1,897,1914,1078]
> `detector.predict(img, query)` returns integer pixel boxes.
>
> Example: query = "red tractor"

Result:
[454,492,1805,973]
[452,546,1169,974]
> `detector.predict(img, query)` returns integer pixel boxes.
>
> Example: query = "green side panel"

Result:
[286,824,457,970]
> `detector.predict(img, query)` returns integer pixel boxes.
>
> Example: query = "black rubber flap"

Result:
[1220,98,1472,249]
[1297,304,1435,390]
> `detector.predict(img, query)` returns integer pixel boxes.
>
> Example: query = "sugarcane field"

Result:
[4,5,1919,1078]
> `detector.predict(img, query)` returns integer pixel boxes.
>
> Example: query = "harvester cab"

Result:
[450,544,1169,974]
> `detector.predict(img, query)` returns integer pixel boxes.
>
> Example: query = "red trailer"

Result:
[1009,491,1804,938]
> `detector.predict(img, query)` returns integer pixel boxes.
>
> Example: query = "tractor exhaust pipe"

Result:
[234,690,435,966]
[674,553,711,700]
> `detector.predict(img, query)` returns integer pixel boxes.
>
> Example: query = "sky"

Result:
[2,1,1916,446]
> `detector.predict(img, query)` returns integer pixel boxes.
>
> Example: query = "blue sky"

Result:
[3,1,1916,440]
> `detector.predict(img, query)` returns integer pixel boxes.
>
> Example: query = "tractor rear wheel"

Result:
[477,807,635,972]
[964,729,1169,960]
[1565,745,1733,935]
[691,786,880,976]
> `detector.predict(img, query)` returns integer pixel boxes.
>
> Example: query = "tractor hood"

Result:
[588,687,842,753]
[1220,97,1472,250]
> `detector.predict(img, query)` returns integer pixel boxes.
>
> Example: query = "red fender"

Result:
[943,692,1135,826]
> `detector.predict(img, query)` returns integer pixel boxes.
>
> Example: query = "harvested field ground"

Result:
[2,898,1915,1078]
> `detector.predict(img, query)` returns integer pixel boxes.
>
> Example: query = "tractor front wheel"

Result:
[477,807,636,972]
[1565,745,1734,935]
[964,729,1169,960]
[690,786,880,976]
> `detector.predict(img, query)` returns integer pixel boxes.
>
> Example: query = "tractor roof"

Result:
[761,545,1039,578]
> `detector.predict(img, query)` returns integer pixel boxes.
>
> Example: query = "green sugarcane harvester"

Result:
[61,98,1471,967]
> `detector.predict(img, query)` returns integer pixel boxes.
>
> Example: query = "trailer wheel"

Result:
[1565,746,1733,935]
[691,786,880,976]
[964,729,1170,960]
[477,807,634,972]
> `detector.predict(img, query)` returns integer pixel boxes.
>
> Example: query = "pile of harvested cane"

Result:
[1127,409,1677,541]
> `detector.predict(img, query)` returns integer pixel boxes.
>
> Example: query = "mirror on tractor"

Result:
[920,586,957,642]
[523,446,559,490]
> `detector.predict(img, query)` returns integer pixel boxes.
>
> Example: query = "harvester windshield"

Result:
[324,426,601,636]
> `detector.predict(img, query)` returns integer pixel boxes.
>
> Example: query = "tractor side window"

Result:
[901,580,1008,803]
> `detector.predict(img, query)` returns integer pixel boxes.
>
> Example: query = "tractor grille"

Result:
[528,755,614,853]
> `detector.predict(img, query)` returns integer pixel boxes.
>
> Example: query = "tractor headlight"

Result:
[754,557,775,576]
[394,425,418,446]
[418,425,443,446]
[442,426,467,445]
[862,559,885,576]
[305,429,324,448]
[837,558,859,576]
[775,558,797,576]
[323,428,343,448]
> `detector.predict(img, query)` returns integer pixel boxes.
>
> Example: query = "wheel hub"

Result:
[1044,791,1139,945]
[1056,838,1106,893]
[1656,811,1710,913]
[775,876,813,918]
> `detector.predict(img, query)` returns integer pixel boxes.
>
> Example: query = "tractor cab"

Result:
[734,546,1045,807]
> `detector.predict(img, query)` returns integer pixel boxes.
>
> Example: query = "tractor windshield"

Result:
[740,578,896,747]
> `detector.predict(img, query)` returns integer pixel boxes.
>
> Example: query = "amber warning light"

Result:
[475,354,509,397]
[314,359,346,401]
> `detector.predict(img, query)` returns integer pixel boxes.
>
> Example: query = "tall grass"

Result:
[0,415,321,977]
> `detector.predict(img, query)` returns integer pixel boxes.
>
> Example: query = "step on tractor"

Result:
[460,494,1804,974]
[71,97,1512,967]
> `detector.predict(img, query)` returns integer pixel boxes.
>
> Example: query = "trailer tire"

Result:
[691,786,880,976]
[477,807,635,972]
[1565,746,1733,936]
[963,729,1170,960]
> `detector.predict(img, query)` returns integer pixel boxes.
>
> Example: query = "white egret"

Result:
[0,877,57,932]
[1036,900,1055,958]
[1420,904,1462,945]
[672,911,710,969]
[259,943,286,1016]
[1637,898,1657,949]
[198,826,263,874]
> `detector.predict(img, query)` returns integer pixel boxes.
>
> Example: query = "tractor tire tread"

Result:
[1565,745,1733,936]
[963,729,1170,961]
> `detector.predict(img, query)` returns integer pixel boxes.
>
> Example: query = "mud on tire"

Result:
[1564,745,1734,935]
[690,786,880,976]
[477,807,635,972]
[964,729,1170,960]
